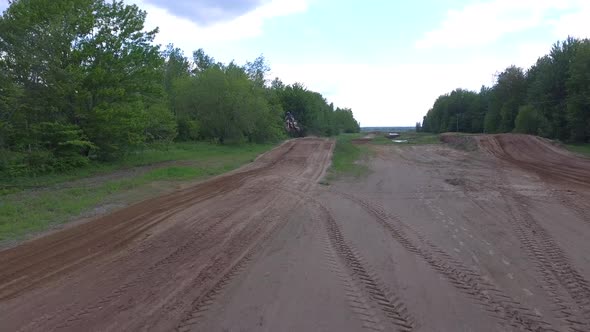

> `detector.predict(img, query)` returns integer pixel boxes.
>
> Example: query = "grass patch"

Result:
[0,143,274,242]
[326,134,371,181]
[566,143,590,157]
[370,132,440,145]
[0,142,272,195]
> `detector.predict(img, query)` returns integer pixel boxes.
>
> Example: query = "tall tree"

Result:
[245,55,270,88]
[566,41,590,142]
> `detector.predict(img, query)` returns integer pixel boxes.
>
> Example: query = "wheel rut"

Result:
[279,186,414,332]
[479,155,590,332]
[46,193,259,331]
[314,201,414,331]
[174,199,301,332]
[332,190,555,332]
[501,190,590,331]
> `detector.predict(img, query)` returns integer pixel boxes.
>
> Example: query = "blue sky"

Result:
[2,0,589,126]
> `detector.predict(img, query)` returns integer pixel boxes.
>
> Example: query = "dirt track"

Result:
[1,135,590,331]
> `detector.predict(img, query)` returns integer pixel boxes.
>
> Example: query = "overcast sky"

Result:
[2,0,590,126]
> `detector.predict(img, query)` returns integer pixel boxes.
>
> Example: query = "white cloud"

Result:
[141,0,263,25]
[416,0,588,49]
[122,0,590,127]
[271,59,512,126]
[127,0,307,55]
[550,4,590,39]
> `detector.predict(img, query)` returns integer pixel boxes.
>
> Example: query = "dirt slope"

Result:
[476,134,590,187]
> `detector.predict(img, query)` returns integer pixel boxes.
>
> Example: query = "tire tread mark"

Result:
[314,201,414,331]
[502,191,590,330]
[333,190,555,332]
[454,155,590,332]
[49,204,245,331]
[174,207,296,331]
[318,213,387,331]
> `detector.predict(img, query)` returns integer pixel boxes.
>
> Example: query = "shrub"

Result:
[177,118,200,141]
[145,103,178,143]
[515,105,541,135]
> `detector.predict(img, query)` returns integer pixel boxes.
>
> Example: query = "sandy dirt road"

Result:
[1,135,590,331]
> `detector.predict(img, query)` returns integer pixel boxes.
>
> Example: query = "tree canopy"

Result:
[422,37,590,143]
[0,0,359,176]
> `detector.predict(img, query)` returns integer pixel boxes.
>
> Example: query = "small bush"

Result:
[0,122,94,177]
[145,104,178,143]
[515,105,541,135]
[177,118,200,141]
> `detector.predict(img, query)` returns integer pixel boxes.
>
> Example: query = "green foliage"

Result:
[566,41,590,142]
[495,66,527,132]
[145,103,178,143]
[0,0,359,177]
[424,89,483,133]
[515,105,541,135]
[86,102,148,159]
[0,122,94,176]
[273,83,359,136]
[422,37,590,143]
[177,119,201,141]
[0,142,273,241]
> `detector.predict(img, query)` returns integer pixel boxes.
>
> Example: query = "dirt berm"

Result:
[442,133,590,188]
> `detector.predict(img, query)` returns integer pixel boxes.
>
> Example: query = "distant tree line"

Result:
[0,0,359,176]
[421,37,590,143]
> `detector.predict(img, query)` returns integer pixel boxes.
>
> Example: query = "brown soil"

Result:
[2,135,590,332]
[476,133,590,187]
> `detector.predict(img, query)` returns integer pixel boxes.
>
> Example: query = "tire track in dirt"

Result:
[500,191,590,331]
[474,147,590,331]
[2,139,336,331]
[278,186,414,332]
[476,134,590,188]
[314,202,414,331]
[0,175,257,301]
[0,186,233,300]
[172,141,335,331]
[174,200,301,332]
[332,190,555,332]
[430,145,590,332]
[425,183,587,332]
[551,190,590,226]
[0,142,302,302]
[57,192,289,331]
[41,194,260,332]
[320,232,386,331]
[0,140,297,269]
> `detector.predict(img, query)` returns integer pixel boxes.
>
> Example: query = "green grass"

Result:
[325,134,371,181]
[566,143,590,157]
[0,143,274,242]
[0,142,271,195]
[370,132,440,145]
[323,132,440,183]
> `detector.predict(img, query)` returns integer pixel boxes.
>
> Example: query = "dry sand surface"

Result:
[1,134,589,331]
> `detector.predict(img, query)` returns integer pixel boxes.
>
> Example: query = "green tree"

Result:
[79,1,169,158]
[245,55,270,88]
[0,0,360,176]
[492,66,527,132]
[192,48,217,75]
[422,37,590,143]
[566,41,590,142]
[515,105,541,135]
